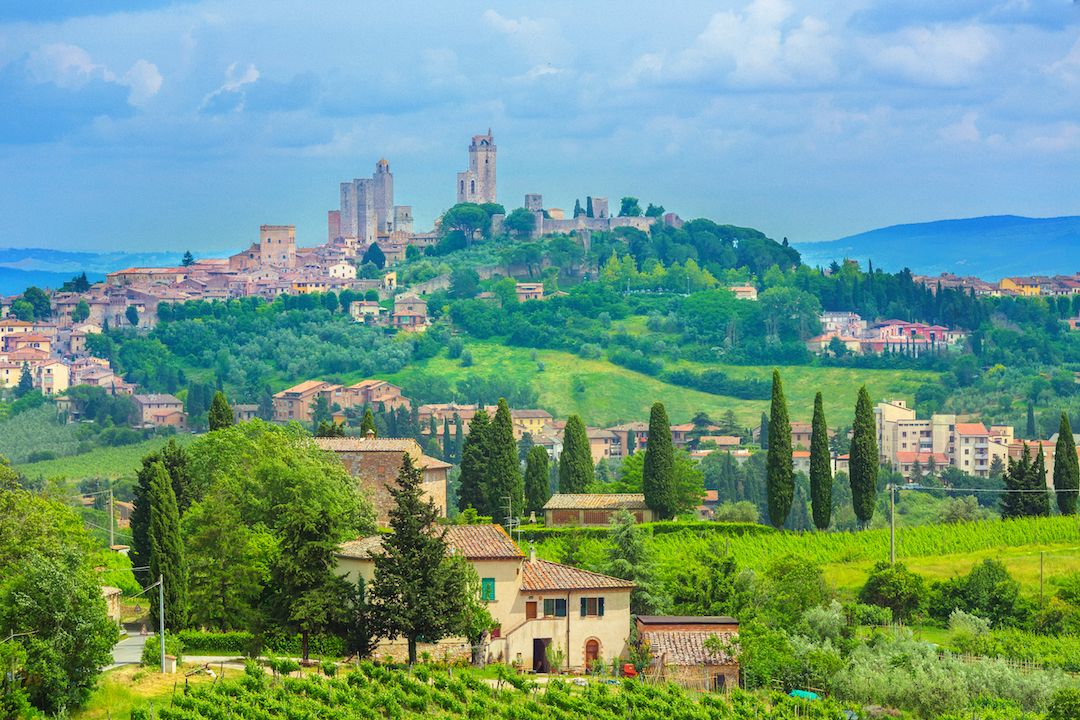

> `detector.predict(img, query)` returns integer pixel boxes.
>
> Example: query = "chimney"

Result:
[528,545,536,563]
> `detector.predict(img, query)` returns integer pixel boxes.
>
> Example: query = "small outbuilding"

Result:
[543,493,653,526]
[636,615,740,692]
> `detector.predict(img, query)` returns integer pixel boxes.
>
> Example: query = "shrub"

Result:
[141,633,184,667]
[1049,687,1080,720]
[928,559,1032,627]
[858,561,925,622]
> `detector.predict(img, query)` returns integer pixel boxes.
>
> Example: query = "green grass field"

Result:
[15,435,194,481]
[377,340,936,427]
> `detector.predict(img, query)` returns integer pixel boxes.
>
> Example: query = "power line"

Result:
[899,484,1079,494]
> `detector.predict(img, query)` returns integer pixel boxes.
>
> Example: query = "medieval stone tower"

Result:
[456,129,497,205]
[372,159,394,234]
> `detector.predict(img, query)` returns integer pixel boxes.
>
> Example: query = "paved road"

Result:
[110,633,148,668]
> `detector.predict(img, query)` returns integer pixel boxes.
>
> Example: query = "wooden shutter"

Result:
[526,601,537,620]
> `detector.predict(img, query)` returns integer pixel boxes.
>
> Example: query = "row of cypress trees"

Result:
[766,370,879,529]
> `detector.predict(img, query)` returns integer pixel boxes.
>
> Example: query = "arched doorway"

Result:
[585,639,600,664]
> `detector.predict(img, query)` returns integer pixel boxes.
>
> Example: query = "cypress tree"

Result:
[809,392,832,530]
[642,402,677,519]
[716,451,741,502]
[849,385,879,528]
[1001,444,1030,519]
[487,399,524,522]
[586,196,594,218]
[360,407,377,437]
[1054,413,1079,515]
[626,429,636,455]
[1026,402,1036,438]
[441,418,452,462]
[765,370,794,528]
[759,412,769,449]
[558,415,594,493]
[208,390,233,430]
[454,414,464,462]
[148,461,187,630]
[457,409,490,513]
[524,445,551,517]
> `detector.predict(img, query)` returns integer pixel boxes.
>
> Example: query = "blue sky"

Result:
[1,0,1078,252]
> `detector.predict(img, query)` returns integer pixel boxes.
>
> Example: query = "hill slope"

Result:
[797,215,1080,279]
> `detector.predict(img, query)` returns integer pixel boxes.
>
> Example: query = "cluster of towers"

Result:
[336,160,414,245]
[332,131,497,245]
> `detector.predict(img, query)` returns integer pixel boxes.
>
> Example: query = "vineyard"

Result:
[135,662,855,720]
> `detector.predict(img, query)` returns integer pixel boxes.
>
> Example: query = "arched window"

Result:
[470,180,475,194]
[585,639,600,663]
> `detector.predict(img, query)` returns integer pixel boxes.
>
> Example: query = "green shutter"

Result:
[481,578,495,602]
[599,597,605,617]
[580,597,587,617]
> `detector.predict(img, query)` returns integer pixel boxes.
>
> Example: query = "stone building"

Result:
[315,435,449,524]
[636,615,740,692]
[337,160,414,244]
[457,130,497,204]
[229,225,297,271]
[543,493,654,526]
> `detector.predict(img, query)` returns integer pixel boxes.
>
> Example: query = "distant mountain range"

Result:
[796,215,1080,280]
[0,248,212,296]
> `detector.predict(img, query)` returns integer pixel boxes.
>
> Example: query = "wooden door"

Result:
[526,601,537,620]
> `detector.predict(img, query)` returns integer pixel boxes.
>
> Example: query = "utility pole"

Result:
[158,574,165,674]
[108,486,115,548]
[1040,552,1045,607]
[889,484,896,565]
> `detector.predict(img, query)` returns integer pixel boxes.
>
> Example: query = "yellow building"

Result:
[336,525,633,671]
[999,277,1041,296]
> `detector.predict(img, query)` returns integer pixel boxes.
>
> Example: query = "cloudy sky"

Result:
[1,0,1079,252]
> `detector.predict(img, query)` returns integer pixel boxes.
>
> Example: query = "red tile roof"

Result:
[639,631,738,666]
[337,524,524,561]
[543,493,648,510]
[955,423,989,436]
[895,451,949,464]
[520,559,635,591]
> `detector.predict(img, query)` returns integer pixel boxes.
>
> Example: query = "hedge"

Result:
[514,520,773,542]
[176,630,346,658]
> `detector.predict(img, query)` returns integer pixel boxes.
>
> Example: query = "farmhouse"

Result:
[315,434,449,524]
[336,525,634,672]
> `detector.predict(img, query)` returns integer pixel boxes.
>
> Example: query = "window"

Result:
[543,598,567,617]
[481,578,495,602]
[580,597,605,617]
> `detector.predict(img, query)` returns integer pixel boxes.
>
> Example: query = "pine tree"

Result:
[148,461,187,631]
[442,418,452,462]
[372,454,463,664]
[1001,444,1031,519]
[849,385,879,528]
[643,402,677,519]
[208,390,233,431]
[524,445,551,517]
[1029,445,1051,517]
[1054,412,1079,515]
[558,415,594,493]
[759,412,769,449]
[487,399,524,522]
[16,363,33,397]
[765,370,794,527]
[181,250,195,267]
[457,409,490,513]
[360,407,377,437]
[809,392,832,530]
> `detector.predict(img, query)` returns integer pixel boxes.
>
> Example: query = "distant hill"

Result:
[796,215,1080,280]
[0,247,217,295]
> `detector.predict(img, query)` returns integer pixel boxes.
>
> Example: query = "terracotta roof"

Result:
[511,409,553,419]
[419,455,452,470]
[274,379,330,397]
[638,615,739,626]
[792,451,810,458]
[955,423,989,436]
[315,436,420,453]
[134,393,182,405]
[703,490,719,503]
[520,559,635,591]
[640,631,738,666]
[895,451,949,464]
[543,493,648,510]
[337,524,524,561]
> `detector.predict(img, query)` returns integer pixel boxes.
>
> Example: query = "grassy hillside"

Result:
[15,435,193,481]
[376,340,936,427]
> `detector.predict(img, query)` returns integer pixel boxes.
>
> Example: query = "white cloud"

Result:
[866,24,995,86]
[481,9,568,64]
[1045,36,1080,83]
[199,62,260,112]
[940,111,981,143]
[122,59,163,106]
[24,42,162,106]
[628,0,838,88]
